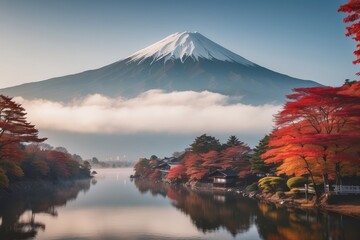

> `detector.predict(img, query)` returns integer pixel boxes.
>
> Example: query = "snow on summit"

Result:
[127,31,255,66]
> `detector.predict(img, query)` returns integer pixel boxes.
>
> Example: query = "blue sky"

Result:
[0,0,357,88]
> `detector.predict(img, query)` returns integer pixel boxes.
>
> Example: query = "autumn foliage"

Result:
[134,135,252,183]
[262,82,360,200]
[167,165,187,181]
[338,0,360,74]
[0,95,46,172]
[183,152,209,180]
[0,95,90,187]
[181,141,251,181]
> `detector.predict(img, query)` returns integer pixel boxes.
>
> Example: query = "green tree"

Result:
[250,135,276,175]
[224,135,243,148]
[258,176,287,194]
[190,134,221,153]
[286,177,309,189]
[150,155,159,161]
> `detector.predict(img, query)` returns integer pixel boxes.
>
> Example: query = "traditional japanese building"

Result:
[208,169,238,187]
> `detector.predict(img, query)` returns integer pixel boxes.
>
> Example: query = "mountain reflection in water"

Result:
[0,179,93,239]
[134,179,360,240]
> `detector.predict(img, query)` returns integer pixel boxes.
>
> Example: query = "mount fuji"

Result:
[0,31,321,104]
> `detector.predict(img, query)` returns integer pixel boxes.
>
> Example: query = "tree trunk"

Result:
[308,169,320,204]
[335,162,341,188]
[323,173,329,193]
[303,157,320,203]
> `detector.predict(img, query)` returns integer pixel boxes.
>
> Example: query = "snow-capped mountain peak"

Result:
[127,31,254,66]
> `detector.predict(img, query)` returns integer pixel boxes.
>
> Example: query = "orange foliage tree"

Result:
[262,83,360,200]
[338,0,360,75]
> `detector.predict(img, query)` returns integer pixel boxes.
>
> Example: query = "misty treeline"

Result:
[0,95,91,188]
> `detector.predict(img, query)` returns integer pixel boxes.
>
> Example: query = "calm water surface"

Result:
[0,168,359,240]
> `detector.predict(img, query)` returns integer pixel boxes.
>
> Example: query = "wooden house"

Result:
[208,169,238,187]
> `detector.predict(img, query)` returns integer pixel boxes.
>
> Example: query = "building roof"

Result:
[155,162,180,169]
[159,157,180,163]
[208,169,237,177]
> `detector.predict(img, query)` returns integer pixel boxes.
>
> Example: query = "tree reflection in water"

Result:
[134,180,360,240]
[0,179,92,239]
[256,202,359,240]
[167,187,257,236]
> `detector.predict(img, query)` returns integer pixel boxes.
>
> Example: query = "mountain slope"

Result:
[0,31,321,104]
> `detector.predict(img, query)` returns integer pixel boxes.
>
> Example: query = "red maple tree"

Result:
[338,0,360,75]
[168,165,187,181]
[184,152,208,180]
[201,150,222,170]
[221,145,252,178]
[263,83,360,200]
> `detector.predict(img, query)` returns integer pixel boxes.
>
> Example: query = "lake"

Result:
[0,168,359,240]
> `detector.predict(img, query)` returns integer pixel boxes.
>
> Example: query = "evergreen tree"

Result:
[150,155,159,161]
[190,134,221,153]
[250,135,276,175]
[224,135,244,149]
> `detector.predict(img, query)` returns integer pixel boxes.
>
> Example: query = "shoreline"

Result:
[135,176,360,219]
[183,182,360,219]
[248,190,360,219]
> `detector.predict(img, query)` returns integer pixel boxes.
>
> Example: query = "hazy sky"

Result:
[0,0,357,89]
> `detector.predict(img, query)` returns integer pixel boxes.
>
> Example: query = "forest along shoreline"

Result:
[132,82,360,219]
[0,95,93,198]
[132,99,360,219]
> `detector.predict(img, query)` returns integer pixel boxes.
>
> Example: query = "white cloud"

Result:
[14,90,281,134]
